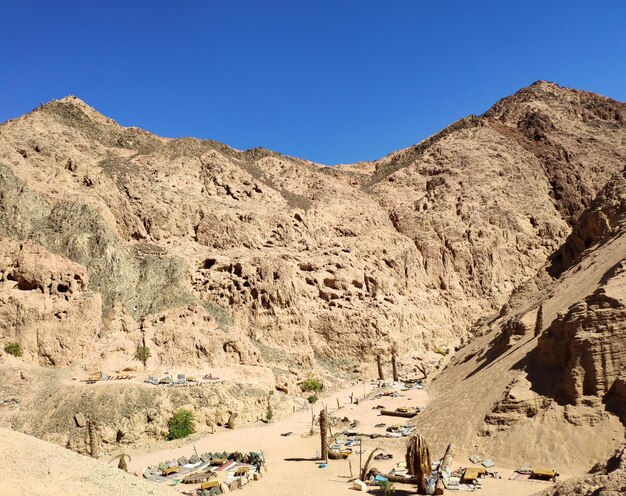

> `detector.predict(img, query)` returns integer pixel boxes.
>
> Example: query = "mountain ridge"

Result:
[0,82,625,461]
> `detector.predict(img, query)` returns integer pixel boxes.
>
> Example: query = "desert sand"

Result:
[127,382,564,496]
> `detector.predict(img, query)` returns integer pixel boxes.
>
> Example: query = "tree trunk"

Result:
[370,468,416,484]
[118,455,129,472]
[435,443,455,495]
[376,354,385,380]
[319,409,328,462]
[88,418,98,459]
[391,350,399,382]
[406,433,431,494]
[360,446,382,481]
[416,362,428,379]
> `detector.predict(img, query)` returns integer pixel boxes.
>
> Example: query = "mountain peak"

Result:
[38,95,121,129]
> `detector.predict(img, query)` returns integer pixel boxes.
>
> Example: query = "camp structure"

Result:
[181,470,216,484]
[86,371,109,383]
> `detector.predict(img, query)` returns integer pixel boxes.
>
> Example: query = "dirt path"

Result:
[128,382,562,496]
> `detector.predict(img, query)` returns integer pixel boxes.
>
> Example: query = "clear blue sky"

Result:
[1,1,625,165]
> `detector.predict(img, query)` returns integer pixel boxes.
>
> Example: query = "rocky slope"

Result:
[0,81,624,370]
[535,444,626,496]
[0,357,304,456]
[0,81,625,459]
[416,166,626,469]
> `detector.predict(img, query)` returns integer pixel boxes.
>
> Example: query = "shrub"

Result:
[4,342,23,357]
[302,374,323,393]
[433,347,448,356]
[167,409,195,440]
[380,480,395,495]
[133,345,151,368]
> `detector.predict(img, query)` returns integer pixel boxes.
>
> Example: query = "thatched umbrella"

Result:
[319,409,328,462]
[406,433,431,493]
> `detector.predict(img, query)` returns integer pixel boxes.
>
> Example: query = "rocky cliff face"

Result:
[0,82,625,374]
[415,164,626,469]
[532,170,626,424]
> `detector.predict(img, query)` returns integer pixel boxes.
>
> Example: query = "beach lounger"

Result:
[531,469,558,481]
[462,467,486,482]
[161,466,180,476]
[200,480,220,491]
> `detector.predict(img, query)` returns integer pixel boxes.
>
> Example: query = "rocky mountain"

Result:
[0,81,625,372]
[0,81,625,463]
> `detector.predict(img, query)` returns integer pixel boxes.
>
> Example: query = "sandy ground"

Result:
[128,382,563,496]
[0,427,180,496]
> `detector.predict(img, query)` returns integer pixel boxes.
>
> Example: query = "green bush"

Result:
[380,480,395,495]
[133,345,151,368]
[433,347,449,356]
[302,374,323,393]
[4,342,23,357]
[167,409,195,440]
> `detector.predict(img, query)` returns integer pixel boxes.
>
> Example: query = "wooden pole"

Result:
[88,418,98,459]
[320,409,329,463]
[391,348,399,382]
[435,443,455,495]
[359,438,363,478]
[376,354,384,380]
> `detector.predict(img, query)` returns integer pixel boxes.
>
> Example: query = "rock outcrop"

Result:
[536,444,626,496]
[0,237,101,366]
[413,165,626,468]
[535,261,626,408]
